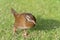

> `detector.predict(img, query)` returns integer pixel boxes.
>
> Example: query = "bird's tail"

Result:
[11,8,18,17]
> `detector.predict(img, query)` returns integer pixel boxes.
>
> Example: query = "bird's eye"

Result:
[26,15,31,21]
[26,15,30,19]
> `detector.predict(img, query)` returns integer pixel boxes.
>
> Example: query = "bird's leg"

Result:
[22,29,28,37]
[13,27,17,34]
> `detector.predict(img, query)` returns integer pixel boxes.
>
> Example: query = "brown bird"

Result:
[11,8,36,37]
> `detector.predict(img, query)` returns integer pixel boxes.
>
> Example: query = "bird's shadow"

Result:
[30,15,60,31]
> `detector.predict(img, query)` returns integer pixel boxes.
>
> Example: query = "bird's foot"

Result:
[22,31,29,38]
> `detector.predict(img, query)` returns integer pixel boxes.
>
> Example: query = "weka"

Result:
[11,8,36,37]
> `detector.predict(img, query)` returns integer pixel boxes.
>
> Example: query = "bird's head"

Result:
[26,15,36,24]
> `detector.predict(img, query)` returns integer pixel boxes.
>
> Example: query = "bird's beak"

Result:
[31,20,36,24]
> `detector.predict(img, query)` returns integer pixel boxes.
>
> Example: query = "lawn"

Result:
[0,0,60,40]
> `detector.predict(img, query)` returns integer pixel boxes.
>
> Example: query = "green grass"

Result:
[0,0,60,40]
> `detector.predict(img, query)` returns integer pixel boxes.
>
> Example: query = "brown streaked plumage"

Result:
[11,8,36,37]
